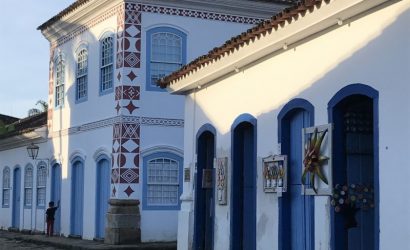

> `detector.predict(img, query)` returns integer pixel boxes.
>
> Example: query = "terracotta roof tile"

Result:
[158,0,329,88]
[0,112,47,139]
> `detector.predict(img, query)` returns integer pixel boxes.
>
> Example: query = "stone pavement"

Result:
[0,230,176,250]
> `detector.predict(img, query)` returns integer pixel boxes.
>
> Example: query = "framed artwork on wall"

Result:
[263,155,287,193]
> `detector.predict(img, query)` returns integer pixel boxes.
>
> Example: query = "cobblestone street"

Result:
[0,237,62,250]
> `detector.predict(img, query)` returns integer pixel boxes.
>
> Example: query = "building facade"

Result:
[161,0,410,249]
[0,0,291,243]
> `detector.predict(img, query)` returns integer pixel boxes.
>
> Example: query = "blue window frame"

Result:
[55,54,65,107]
[76,48,88,103]
[146,27,187,91]
[2,167,10,207]
[24,164,33,208]
[100,35,114,95]
[142,152,183,210]
[36,163,47,208]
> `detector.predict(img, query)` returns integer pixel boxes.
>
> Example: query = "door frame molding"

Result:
[95,154,110,239]
[277,98,315,250]
[328,83,379,250]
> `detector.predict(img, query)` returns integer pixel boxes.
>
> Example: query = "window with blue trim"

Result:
[2,167,10,207]
[24,165,33,207]
[36,164,47,207]
[100,36,114,94]
[143,152,183,210]
[55,54,65,107]
[76,49,88,102]
[146,27,186,91]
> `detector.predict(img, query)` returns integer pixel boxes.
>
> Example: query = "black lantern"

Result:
[27,143,39,160]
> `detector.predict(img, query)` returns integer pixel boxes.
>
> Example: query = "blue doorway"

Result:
[95,157,110,239]
[12,167,21,229]
[194,125,215,250]
[330,91,377,250]
[231,114,256,250]
[51,163,62,235]
[278,99,314,250]
[71,158,84,237]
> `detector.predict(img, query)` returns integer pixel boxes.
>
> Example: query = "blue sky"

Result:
[0,0,73,118]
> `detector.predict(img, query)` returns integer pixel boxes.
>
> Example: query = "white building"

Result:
[0,0,292,243]
[160,0,410,249]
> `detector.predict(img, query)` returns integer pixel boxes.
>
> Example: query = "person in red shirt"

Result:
[45,200,60,237]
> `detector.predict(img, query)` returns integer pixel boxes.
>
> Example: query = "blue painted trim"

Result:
[193,124,216,250]
[95,155,110,239]
[53,55,65,109]
[146,27,187,92]
[50,163,62,235]
[230,113,257,250]
[23,164,33,209]
[36,162,47,209]
[277,99,315,250]
[142,151,183,210]
[70,156,85,236]
[328,83,379,250]
[2,166,10,208]
[277,98,314,143]
[99,33,114,96]
[196,123,217,143]
[12,166,21,228]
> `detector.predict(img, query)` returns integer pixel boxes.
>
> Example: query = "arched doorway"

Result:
[12,167,21,229]
[71,157,84,237]
[231,114,256,250]
[51,163,62,235]
[95,156,110,239]
[329,84,379,250]
[278,99,314,250]
[194,124,215,250]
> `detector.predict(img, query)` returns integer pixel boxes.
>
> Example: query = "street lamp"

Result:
[27,143,40,160]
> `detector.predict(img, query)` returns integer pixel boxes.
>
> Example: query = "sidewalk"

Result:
[0,230,176,250]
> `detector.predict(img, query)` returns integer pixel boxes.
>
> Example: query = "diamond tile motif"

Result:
[112,186,116,196]
[124,185,135,197]
[111,168,119,183]
[124,52,140,68]
[117,72,122,81]
[122,123,140,139]
[125,24,141,38]
[120,168,139,183]
[112,139,120,153]
[127,71,137,81]
[115,101,121,114]
[124,101,138,114]
[113,123,121,139]
[122,86,140,100]
[121,138,139,153]
[115,86,122,100]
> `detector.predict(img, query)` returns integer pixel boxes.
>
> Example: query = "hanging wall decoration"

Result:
[263,155,287,193]
[302,123,333,195]
[216,157,228,205]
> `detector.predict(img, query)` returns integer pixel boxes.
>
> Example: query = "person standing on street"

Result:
[45,200,60,237]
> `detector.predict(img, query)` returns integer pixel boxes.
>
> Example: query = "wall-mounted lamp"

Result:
[27,143,40,160]
[27,143,50,175]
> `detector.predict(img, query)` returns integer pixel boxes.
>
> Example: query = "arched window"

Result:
[100,35,114,94]
[55,53,65,107]
[143,152,183,210]
[2,167,10,207]
[36,163,47,207]
[76,48,88,102]
[24,164,33,207]
[146,27,186,91]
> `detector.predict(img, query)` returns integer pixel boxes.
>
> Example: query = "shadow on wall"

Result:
[187,6,409,250]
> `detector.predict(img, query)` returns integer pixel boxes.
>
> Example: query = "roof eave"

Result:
[167,0,395,94]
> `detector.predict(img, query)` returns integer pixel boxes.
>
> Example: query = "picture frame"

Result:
[262,155,287,193]
[216,157,228,205]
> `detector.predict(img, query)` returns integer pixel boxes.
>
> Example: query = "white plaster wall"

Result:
[182,1,410,249]
[0,141,49,232]
[46,6,255,243]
